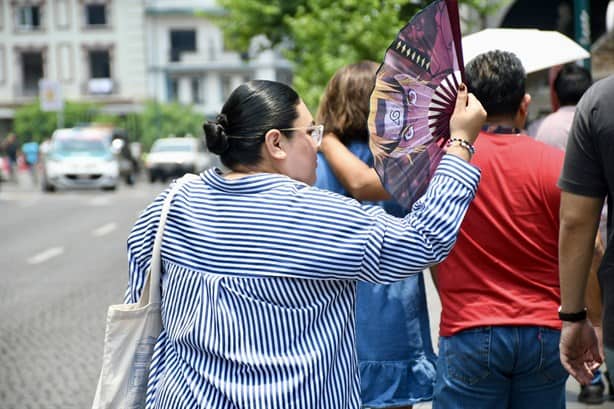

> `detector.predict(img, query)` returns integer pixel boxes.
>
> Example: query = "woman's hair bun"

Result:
[203,113,230,154]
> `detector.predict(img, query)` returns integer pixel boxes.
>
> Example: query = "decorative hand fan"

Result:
[369,0,465,208]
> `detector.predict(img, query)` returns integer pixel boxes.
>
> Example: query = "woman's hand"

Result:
[449,84,486,145]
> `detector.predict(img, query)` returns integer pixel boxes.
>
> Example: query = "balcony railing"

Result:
[81,78,119,96]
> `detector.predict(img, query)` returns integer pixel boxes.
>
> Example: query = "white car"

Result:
[41,130,119,192]
[145,137,219,183]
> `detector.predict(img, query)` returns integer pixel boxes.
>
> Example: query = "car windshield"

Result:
[151,140,194,153]
[53,138,109,154]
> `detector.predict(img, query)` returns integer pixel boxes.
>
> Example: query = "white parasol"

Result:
[462,28,590,73]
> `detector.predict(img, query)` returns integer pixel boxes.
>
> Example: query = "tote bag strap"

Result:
[146,173,201,305]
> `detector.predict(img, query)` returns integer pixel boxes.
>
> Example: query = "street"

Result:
[0,172,612,408]
[0,175,164,408]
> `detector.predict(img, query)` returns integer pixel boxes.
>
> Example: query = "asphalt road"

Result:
[1,172,612,408]
[0,174,165,408]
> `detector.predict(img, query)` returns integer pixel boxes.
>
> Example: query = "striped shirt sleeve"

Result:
[125,155,480,300]
[358,154,480,283]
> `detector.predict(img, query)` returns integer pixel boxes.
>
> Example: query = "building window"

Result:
[191,78,202,104]
[170,29,196,62]
[16,5,41,30]
[85,4,106,26]
[21,51,44,96]
[89,50,110,78]
[86,49,112,94]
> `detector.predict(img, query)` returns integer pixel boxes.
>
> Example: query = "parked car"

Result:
[41,128,119,192]
[145,137,219,182]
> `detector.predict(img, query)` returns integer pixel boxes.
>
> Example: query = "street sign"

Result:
[39,79,64,112]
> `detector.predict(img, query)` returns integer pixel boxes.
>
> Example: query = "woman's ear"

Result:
[263,129,287,160]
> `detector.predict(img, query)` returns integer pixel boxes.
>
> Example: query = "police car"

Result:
[41,128,119,192]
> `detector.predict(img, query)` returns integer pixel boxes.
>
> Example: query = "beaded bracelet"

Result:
[446,137,476,156]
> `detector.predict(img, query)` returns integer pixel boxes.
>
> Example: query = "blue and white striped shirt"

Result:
[126,154,480,409]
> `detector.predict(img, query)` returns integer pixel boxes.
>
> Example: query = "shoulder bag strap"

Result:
[147,173,201,304]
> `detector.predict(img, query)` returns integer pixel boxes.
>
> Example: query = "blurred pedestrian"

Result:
[21,138,39,185]
[316,61,436,408]
[528,63,593,149]
[430,51,568,408]
[558,75,614,389]
[124,79,486,408]
[3,132,19,183]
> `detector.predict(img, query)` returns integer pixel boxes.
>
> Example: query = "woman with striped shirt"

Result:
[126,79,485,408]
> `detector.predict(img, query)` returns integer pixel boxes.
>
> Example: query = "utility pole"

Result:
[574,0,591,71]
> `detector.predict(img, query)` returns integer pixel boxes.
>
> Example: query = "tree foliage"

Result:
[217,0,505,110]
[139,101,204,150]
[219,0,433,109]
[13,101,100,143]
[12,100,204,151]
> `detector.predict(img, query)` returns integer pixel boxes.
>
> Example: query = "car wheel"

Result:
[102,185,117,191]
[42,178,55,192]
[148,171,156,183]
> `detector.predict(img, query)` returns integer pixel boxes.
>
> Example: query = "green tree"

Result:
[219,0,432,109]
[13,101,100,143]
[217,0,504,110]
[139,101,204,151]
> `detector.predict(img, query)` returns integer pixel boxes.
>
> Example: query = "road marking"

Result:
[28,247,64,264]
[93,222,117,237]
[88,196,112,206]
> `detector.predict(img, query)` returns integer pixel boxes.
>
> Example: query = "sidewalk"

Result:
[418,271,614,409]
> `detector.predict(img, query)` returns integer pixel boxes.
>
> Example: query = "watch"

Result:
[558,306,587,322]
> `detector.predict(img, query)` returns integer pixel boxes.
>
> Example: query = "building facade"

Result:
[0,0,292,132]
[0,0,148,123]
[145,0,292,117]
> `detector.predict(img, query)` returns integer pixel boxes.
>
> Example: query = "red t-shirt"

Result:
[437,132,564,336]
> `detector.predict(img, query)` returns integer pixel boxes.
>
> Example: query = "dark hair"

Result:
[316,61,378,144]
[465,50,526,117]
[203,80,300,169]
[554,63,592,106]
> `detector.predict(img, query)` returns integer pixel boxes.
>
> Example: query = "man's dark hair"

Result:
[465,50,526,117]
[554,63,592,106]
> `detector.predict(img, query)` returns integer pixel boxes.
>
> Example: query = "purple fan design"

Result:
[369,0,465,208]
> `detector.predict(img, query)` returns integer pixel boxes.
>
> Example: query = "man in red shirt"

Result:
[432,51,568,408]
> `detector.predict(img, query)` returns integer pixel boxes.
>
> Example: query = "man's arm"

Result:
[586,234,605,359]
[559,190,604,384]
[429,264,440,293]
[319,134,390,201]
[559,191,603,311]
[586,233,605,327]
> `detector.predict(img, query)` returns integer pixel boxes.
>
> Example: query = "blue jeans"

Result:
[433,326,568,409]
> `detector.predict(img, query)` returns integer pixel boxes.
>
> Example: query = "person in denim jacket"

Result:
[316,61,437,409]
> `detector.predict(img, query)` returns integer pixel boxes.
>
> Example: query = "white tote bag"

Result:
[92,174,198,409]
